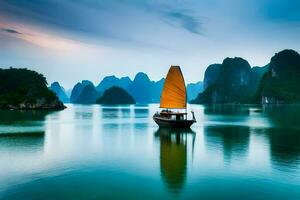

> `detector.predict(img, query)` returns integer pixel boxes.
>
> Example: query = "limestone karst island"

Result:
[0,1,300,200]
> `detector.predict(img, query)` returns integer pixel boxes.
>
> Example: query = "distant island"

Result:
[75,84,100,104]
[64,72,203,104]
[256,49,300,104]
[191,49,300,105]
[0,68,65,110]
[2,49,299,107]
[96,86,135,104]
[49,82,70,103]
[96,75,131,95]
[191,57,264,104]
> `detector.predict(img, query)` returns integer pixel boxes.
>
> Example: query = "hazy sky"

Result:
[0,0,299,88]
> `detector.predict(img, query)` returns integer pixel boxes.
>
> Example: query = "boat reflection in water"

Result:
[155,128,195,193]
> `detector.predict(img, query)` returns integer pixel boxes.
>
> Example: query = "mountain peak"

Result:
[120,76,131,81]
[134,72,150,82]
[50,81,62,89]
[75,84,100,104]
[96,75,132,93]
[271,49,300,72]
[221,57,251,74]
[103,75,117,81]
[51,81,60,86]
[81,80,94,87]
[49,81,69,103]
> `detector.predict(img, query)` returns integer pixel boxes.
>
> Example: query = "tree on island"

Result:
[0,68,64,110]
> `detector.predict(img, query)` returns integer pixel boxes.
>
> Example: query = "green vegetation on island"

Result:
[96,86,135,104]
[0,68,65,110]
[255,49,300,104]
[192,49,300,105]
[191,57,254,104]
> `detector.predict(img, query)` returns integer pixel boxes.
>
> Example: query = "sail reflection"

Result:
[155,128,195,193]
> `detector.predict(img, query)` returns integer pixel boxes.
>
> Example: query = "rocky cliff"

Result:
[70,80,94,103]
[49,82,70,103]
[203,64,221,90]
[257,49,300,104]
[74,84,100,104]
[187,81,203,101]
[127,72,153,103]
[192,57,253,104]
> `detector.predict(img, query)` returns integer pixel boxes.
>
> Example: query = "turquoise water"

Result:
[0,104,299,199]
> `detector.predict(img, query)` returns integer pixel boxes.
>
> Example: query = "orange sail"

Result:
[160,66,187,109]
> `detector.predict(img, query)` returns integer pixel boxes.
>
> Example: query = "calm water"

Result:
[0,104,299,200]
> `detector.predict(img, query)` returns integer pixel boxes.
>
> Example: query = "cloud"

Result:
[0,21,83,51]
[128,1,203,35]
[165,11,202,34]
[0,0,204,38]
[1,28,22,34]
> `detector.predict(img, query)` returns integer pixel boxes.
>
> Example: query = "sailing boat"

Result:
[153,66,196,128]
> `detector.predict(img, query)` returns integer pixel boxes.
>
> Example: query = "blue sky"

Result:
[0,0,299,88]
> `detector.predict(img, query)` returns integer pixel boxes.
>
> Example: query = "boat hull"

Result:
[153,115,195,128]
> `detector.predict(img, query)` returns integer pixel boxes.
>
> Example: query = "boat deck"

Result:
[153,114,195,128]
